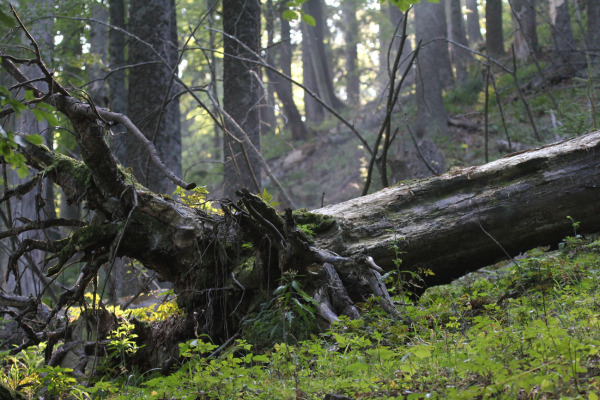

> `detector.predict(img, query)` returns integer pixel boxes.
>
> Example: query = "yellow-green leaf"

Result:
[26,134,44,145]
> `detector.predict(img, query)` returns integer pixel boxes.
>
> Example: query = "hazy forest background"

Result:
[1,0,596,212]
[1,0,600,398]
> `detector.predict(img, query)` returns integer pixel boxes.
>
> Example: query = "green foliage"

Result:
[244,270,319,349]
[282,0,315,26]
[173,185,219,213]
[4,234,600,398]
[257,188,280,208]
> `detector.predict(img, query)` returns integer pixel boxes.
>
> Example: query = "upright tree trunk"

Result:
[222,0,262,198]
[465,0,484,44]
[436,0,455,88]
[550,0,576,67]
[449,0,472,83]
[486,0,505,57]
[108,0,127,164]
[343,0,360,106]
[510,0,539,60]
[88,3,108,106]
[301,0,345,124]
[587,0,600,63]
[268,3,309,141]
[414,1,448,138]
[126,0,181,194]
[262,0,277,137]
[12,0,56,296]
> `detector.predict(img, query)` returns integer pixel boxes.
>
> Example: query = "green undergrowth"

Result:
[3,233,600,399]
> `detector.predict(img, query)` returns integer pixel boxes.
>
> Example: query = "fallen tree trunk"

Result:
[315,132,600,287]
[2,24,600,368]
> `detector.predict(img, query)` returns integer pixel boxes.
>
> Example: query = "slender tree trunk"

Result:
[510,0,539,60]
[301,0,345,124]
[449,0,472,83]
[88,3,108,106]
[414,1,448,138]
[465,0,484,44]
[587,0,600,63]
[268,3,308,141]
[126,0,181,194]
[343,0,360,106]
[108,0,127,164]
[262,0,277,137]
[486,0,505,57]
[12,0,56,296]
[550,0,576,67]
[436,0,455,88]
[222,0,262,198]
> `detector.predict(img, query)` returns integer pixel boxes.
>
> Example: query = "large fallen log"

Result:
[3,29,600,365]
[315,132,600,287]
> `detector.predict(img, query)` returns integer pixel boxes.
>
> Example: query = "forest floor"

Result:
[4,226,600,399]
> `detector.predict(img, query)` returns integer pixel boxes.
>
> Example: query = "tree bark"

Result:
[486,0,505,57]
[510,0,539,60]
[222,0,262,198]
[550,0,576,67]
[127,0,181,194]
[342,0,360,106]
[414,1,448,138]
[587,0,600,63]
[465,0,483,44]
[267,3,309,141]
[108,0,127,164]
[449,0,472,84]
[301,0,345,124]
[88,2,108,107]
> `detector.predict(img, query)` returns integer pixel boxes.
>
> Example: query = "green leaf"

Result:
[0,9,13,27]
[24,90,36,101]
[301,14,316,26]
[32,108,44,122]
[282,10,298,21]
[26,134,44,145]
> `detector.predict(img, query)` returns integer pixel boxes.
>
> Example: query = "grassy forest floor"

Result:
[3,229,600,399]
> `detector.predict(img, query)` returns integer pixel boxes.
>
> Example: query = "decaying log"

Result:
[314,132,600,288]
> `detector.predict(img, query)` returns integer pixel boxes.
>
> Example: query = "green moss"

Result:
[292,209,336,234]
[47,151,93,187]
[47,224,120,276]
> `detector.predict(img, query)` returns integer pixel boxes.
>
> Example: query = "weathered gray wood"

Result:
[315,132,600,287]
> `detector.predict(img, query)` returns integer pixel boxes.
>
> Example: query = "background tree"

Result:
[108,0,127,163]
[587,0,600,63]
[510,0,539,60]
[486,0,505,57]
[301,0,345,124]
[414,1,448,138]
[550,0,576,68]
[126,0,181,194]
[266,4,309,141]
[222,0,262,198]
[7,0,57,297]
[343,0,360,106]
[465,0,483,44]
[449,0,472,83]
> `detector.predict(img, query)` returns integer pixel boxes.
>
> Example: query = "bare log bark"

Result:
[315,132,600,288]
